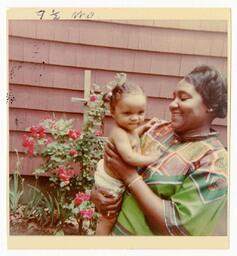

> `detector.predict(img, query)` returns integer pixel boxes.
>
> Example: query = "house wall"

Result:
[9,20,228,175]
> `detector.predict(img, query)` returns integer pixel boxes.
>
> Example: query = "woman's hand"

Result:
[104,140,138,185]
[91,185,122,219]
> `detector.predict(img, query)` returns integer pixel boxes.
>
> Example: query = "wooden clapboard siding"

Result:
[9,151,44,176]
[9,61,85,90]
[9,151,82,176]
[10,108,84,133]
[9,60,226,125]
[9,60,179,97]
[103,20,228,32]
[9,84,85,113]
[9,20,228,175]
[9,36,227,76]
[9,20,227,57]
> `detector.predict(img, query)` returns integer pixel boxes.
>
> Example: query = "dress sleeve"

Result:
[163,149,227,235]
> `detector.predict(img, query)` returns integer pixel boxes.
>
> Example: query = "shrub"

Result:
[20,86,110,234]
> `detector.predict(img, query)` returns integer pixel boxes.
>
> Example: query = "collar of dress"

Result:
[173,128,218,142]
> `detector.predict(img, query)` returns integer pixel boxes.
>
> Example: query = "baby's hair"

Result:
[107,73,144,112]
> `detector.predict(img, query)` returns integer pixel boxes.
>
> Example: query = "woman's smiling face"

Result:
[169,79,213,135]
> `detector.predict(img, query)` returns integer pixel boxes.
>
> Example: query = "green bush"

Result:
[19,86,110,234]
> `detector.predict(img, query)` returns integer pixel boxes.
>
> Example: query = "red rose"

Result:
[90,95,97,102]
[22,135,35,156]
[58,173,69,182]
[67,169,75,178]
[95,130,103,136]
[30,126,38,137]
[69,149,78,156]
[74,192,91,206]
[57,167,75,182]
[67,130,81,140]
[37,126,46,138]
[30,125,46,138]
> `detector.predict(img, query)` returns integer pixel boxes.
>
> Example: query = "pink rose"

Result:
[74,192,91,206]
[67,169,75,177]
[80,208,94,219]
[44,137,53,145]
[95,130,103,136]
[90,95,97,102]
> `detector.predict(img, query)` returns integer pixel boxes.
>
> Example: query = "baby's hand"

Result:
[147,151,161,163]
[144,144,161,163]
[145,117,159,129]
[137,117,158,136]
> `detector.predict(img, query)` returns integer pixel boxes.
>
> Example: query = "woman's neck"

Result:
[176,125,211,138]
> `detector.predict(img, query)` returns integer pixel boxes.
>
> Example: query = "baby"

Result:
[94,74,159,235]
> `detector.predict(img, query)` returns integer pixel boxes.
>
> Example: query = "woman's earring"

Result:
[207,108,214,113]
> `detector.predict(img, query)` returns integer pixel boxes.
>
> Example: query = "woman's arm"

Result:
[111,127,159,167]
[105,141,169,234]
[106,141,228,235]
[125,175,170,234]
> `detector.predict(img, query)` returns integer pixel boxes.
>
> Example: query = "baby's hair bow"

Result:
[114,73,127,86]
[103,73,127,101]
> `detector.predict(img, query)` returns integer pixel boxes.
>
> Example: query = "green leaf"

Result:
[9,171,24,212]
[60,181,66,187]
[37,139,45,145]
[72,207,80,215]
[51,156,63,163]
[33,167,46,175]
[54,230,65,236]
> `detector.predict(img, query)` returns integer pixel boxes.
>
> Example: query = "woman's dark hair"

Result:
[184,65,227,118]
[107,76,144,112]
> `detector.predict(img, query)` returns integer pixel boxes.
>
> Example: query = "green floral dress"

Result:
[112,120,227,235]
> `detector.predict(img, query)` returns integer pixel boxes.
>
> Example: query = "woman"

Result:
[91,64,228,236]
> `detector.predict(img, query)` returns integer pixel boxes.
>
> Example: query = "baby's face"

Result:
[112,93,146,131]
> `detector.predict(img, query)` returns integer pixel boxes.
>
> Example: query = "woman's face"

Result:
[169,79,212,135]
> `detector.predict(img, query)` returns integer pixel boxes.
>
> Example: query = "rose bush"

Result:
[20,86,109,235]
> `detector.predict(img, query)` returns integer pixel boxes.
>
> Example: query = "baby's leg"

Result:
[96,215,117,235]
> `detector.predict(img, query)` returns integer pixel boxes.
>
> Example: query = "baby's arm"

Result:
[111,128,159,167]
